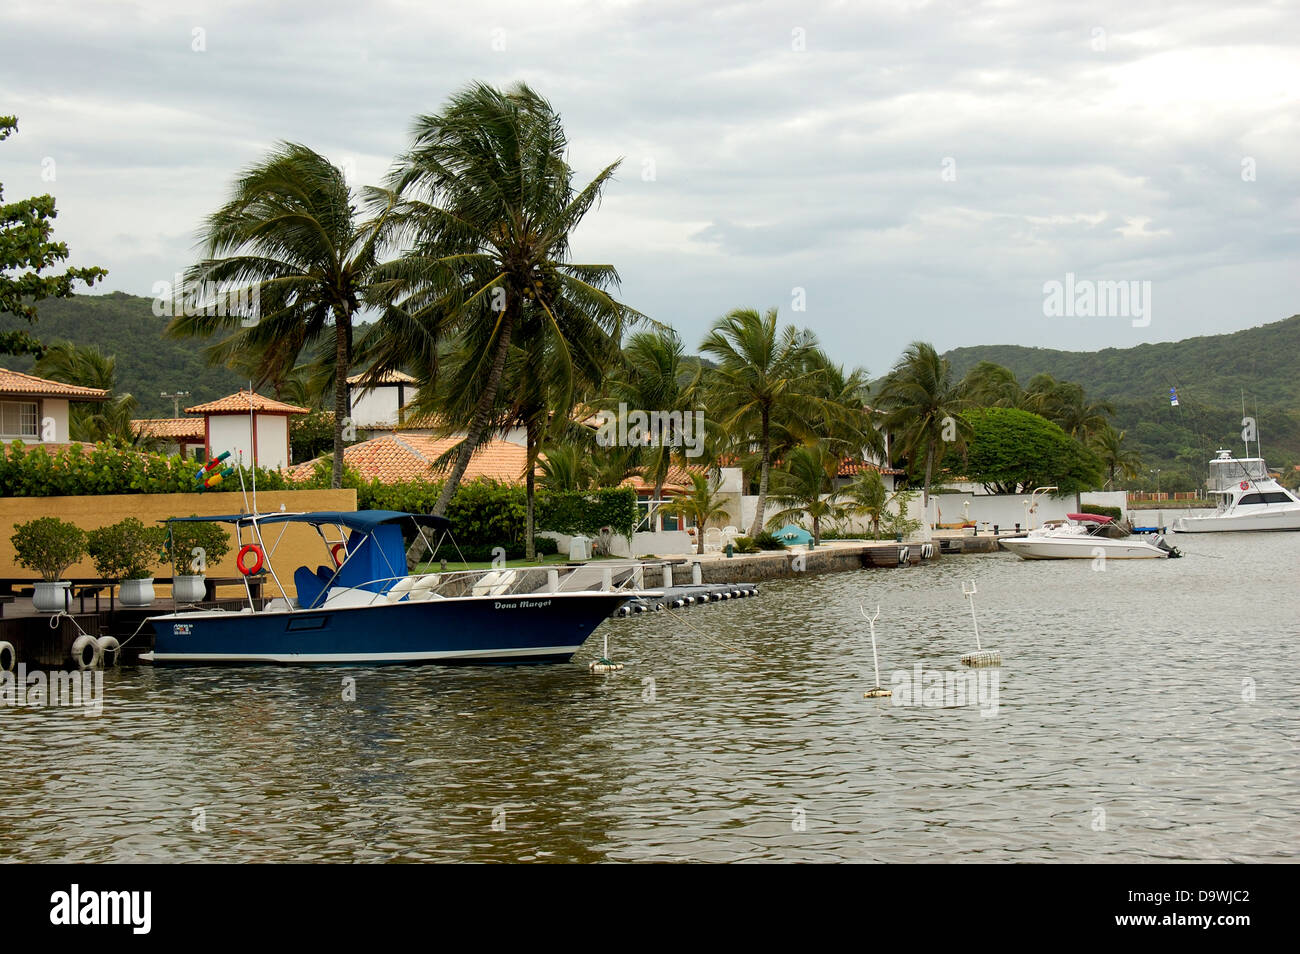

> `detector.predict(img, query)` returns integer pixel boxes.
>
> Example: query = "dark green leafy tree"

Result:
[949,406,1103,495]
[0,117,106,355]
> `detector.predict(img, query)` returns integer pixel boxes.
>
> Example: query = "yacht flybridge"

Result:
[1172,450,1300,533]
[140,510,653,665]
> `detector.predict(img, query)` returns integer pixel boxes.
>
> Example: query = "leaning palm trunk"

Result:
[748,416,771,537]
[432,309,516,516]
[331,305,351,489]
[525,417,538,561]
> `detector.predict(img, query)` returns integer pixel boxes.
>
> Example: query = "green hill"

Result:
[0,291,246,417]
[943,314,1300,487]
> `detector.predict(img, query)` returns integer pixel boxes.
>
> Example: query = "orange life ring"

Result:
[1240,480,1250,490]
[331,543,347,566]
[236,544,264,576]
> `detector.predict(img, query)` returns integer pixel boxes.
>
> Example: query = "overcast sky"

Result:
[2,0,1297,376]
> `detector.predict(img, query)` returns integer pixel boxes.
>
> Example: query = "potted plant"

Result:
[10,517,87,612]
[87,517,166,607]
[163,518,232,603]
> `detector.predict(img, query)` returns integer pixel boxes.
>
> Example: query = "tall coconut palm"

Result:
[169,143,394,488]
[765,444,844,545]
[875,341,971,511]
[669,472,732,555]
[802,348,885,464]
[1092,424,1144,488]
[960,360,1026,408]
[598,328,701,504]
[364,82,642,516]
[700,307,819,536]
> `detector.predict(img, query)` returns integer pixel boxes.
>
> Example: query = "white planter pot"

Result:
[32,581,71,613]
[119,578,156,607]
[172,574,207,603]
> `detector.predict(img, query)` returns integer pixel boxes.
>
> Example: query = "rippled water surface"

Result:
[3,533,1297,862]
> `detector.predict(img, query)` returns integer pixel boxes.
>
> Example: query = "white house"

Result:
[347,370,416,429]
[0,367,108,444]
[185,389,309,470]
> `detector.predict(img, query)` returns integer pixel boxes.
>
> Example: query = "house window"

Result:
[0,400,39,438]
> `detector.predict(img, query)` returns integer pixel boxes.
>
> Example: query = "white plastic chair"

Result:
[703,527,723,552]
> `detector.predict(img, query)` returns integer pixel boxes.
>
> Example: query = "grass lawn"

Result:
[414,553,622,572]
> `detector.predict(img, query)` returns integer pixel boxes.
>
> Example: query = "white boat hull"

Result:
[1172,508,1300,532]
[1000,537,1170,560]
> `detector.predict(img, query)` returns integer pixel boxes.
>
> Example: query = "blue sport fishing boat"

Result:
[141,510,647,665]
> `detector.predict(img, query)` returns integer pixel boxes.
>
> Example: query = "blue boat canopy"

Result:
[164,510,452,533]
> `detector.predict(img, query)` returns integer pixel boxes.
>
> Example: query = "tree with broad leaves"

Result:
[0,117,106,356]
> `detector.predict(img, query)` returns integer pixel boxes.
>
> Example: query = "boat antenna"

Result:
[1241,390,1249,459]
[1254,396,1262,461]
[249,382,258,514]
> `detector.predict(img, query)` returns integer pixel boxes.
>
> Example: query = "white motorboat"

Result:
[1172,450,1300,533]
[1000,513,1181,560]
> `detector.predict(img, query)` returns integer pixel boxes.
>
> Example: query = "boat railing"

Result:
[302,560,661,609]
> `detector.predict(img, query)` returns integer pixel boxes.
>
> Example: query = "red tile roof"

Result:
[837,458,905,477]
[285,435,532,484]
[185,389,309,415]
[346,370,416,385]
[131,418,206,440]
[0,367,109,400]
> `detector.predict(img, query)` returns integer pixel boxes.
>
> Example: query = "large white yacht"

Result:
[1172,450,1300,533]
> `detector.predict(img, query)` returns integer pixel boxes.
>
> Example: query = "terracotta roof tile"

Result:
[286,435,532,484]
[0,367,109,400]
[131,418,206,440]
[185,389,309,415]
[346,370,417,385]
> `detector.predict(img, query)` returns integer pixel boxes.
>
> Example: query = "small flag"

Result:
[1169,387,1179,407]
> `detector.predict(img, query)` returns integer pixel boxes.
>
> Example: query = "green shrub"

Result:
[162,518,234,574]
[1079,503,1122,520]
[731,535,760,554]
[536,487,638,539]
[753,531,786,550]
[0,440,287,498]
[87,518,166,580]
[10,517,87,581]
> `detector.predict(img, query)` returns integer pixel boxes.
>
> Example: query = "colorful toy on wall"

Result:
[194,451,234,492]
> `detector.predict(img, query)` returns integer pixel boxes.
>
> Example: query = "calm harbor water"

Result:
[3,532,1296,863]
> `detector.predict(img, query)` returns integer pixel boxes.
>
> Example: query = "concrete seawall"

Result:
[644,540,945,587]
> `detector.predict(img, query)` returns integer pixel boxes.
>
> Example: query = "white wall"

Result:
[350,384,406,428]
[929,490,1129,530]
[43,398,69,442]
[539,529,695,558]
[208,415,252,466]
[256,415,290,470]
[742,491,930,541]
[208,413,291,470]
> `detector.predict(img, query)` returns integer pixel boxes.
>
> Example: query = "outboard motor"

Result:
[1152,535,1182,558]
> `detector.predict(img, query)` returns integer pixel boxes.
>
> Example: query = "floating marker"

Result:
[959,581,1001,668]
[859,602,892,698]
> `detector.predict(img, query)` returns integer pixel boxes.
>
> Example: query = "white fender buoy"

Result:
[0,640,15,673]
[71,634,102,671]
[98,635,122,667]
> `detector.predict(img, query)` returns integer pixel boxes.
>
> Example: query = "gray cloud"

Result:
[1,0,1296,369]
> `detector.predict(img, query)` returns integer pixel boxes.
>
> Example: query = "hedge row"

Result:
[2,441,639,549]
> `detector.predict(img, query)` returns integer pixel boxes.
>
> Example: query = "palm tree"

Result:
[843,468,888,539]
[765,444,843,545]
[33,341,142,445]
[700,307,819,537]
[1093,424,1144,488]
[668,472,731,555]
[802,348,884,465]
[169,143,394,488]
[960,360,1026,408]
[875,341,971,512]
[536,442,596,492]
[598,328,701,504]
[365,82,642,516]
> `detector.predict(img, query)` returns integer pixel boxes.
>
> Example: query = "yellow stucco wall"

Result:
[0,489,358,598]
